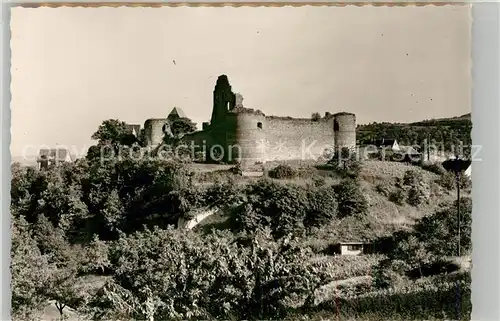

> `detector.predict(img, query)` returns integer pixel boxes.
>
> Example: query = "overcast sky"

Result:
[10,5,471,157]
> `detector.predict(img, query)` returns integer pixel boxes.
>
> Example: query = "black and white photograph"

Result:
[9,4,472,320]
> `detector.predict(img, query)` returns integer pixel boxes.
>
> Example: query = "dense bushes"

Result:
[372,197,472,291]
[334,179,368,218]
[388,189,406,205]
[437,171,471,191]
[268,164,297,179]
[230,180,338,238]
[381,169,431,207]
[87,228,332,320]
[309,272,471,321]
[230,179,368,238]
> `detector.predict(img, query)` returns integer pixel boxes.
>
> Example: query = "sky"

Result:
[10,5,471,157]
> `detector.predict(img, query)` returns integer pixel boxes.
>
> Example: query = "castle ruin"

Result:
[143,74,356,166]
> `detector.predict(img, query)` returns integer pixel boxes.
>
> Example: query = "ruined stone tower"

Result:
[333,112,356,150]
[211,75,236,125]
[144,118,169,147]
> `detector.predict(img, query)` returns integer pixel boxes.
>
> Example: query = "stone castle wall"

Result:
[262,117,335,161]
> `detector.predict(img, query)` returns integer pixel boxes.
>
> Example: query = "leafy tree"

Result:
[231,180,310,238]
[89,228,331,320]
[415,197,472,256]
[334,179,368,218]
[91,119,137,147]
[387,234,434,278]
[171,117,197,137]
[305,186,338,227]
[327,148,361,178]
[403,169,423,187]
[42,264,83,319]
[268,164,297,179]
[311,112,321,121]
[34,169,89,233]
[81,235,111,274]
[33,215,77,265]
[11,216,52,320]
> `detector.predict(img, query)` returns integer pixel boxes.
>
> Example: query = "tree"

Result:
[170,117,197,137]
[311,112,321,121]
[11,216,52,320]
[334,179,368,218]
[89,228,331,320]
[415,197,472,256]
[388,234,434,278]
[43,264,83,319]
[327,148,361,178]
[81,235,111,274]
[403,169,423,187]
[91,119,137,147]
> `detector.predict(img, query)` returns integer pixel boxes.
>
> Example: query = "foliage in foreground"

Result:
[87,228,333,321]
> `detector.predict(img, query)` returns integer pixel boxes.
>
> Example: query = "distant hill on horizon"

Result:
[357,112,472,154]
[409,112,471,125]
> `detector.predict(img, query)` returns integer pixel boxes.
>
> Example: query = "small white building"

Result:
[332,242,368,256]
[375,138,400,151]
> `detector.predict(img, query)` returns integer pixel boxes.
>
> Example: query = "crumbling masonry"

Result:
[143,75,356,166]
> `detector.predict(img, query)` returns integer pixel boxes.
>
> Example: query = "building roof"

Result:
[38,148,73,161]
[399,145,421,155]
[125,124,141,136]
[168,107,187,119]
[337,241,368,245]
[374,138,397,147]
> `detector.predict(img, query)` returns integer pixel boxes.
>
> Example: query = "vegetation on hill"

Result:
[10,118,472,320]
[357,114,472,155]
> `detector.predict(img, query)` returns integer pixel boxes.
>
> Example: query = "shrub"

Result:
[407,186,427,206]
[415,197,472,256]
[437,171,471,191]
[334,179,368,218]
[268,164,297,180]
[403,169,423,187]
[372,259,409,289]
[388,189,406,205]
[231,180,310,237]
[375,182,392,197]
[205,178,242,207]
[420,161,448,175]
[312,175,327,188]
[93,228,329,320]
[327,148,362,179]
[305,186,338,227]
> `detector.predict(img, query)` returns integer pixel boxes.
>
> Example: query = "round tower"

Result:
[333,112,356,151]
[144,118,169,147]
[225,111,266,166]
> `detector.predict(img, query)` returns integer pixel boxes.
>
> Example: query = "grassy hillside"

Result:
[196,160,465,246]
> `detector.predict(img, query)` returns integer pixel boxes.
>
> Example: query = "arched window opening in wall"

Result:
[257,122,263,129]
[334,120,340,132]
